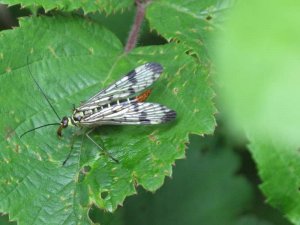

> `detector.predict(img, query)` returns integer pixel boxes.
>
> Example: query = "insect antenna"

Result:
[26,56,61,121]
[20,123,61,138]
[20,57,62,138]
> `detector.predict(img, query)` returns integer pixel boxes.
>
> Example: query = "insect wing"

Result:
[77,63,163,111]
[79,102,176,126]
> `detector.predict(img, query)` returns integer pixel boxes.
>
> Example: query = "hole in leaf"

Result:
[78,165,91,183]
[82,165,91,174]
[206,15,212,20]
[101,191,109,199]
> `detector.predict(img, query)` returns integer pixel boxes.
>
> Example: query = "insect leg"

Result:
[85,129,119,163]
[62,134,80,166]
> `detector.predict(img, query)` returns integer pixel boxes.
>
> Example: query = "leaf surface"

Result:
[215,0,300,223]
[0,15,215,225]
[0,0,132,14]
[249,135,300,224]
[146,0,233,59]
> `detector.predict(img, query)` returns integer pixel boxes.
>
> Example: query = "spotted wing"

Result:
[79,102,176,126]
[78,63,163,111]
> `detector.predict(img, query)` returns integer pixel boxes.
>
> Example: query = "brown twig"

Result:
[124,0,152,53]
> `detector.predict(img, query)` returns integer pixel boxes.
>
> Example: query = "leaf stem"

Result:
[124,0,152,53]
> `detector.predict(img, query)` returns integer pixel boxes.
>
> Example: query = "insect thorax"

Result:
[71,110,84,125]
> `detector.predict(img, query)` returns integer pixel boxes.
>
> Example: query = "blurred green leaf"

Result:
[234,215,273,225]
[215,0,300,223]
[0,15,215,225]
[0,0,133,14]
[249,135,300,224]
[215,0,300,146]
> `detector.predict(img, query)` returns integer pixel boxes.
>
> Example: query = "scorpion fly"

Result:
[21,59,176,164]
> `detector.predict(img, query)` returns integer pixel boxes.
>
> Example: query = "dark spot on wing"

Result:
[133,103,139,112]
[151,75,156,82]
[129,76,138,84]
[141,119,151,124]
[146,63,163,74]
[128,87,135,95]
[141,111,147,117]
[139,111,148,121]
[162,110,176,122]
[126,70,137,79]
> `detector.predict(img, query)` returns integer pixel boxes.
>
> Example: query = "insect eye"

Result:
[62,117,69,127]
[74,115,81,121]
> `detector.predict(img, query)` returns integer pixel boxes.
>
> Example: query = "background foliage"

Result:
[0,0,298,225]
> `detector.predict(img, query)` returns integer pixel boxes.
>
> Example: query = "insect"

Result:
[21,60,176,164]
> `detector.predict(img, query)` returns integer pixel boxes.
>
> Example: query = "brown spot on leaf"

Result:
[173,87,179,95]
[14,144,20,153]
[5,67,11,73]
[148,134,157,142]
[4,127,15,141]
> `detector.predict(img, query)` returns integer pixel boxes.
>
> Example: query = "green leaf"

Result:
[0,0,133,14]
[0,15,215,225]
[235,215,273,225]
[146,0,233,59]
[215,0,300,147]
[248,135,300,224]
[214,0,300,223]
[87,9,135,45]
